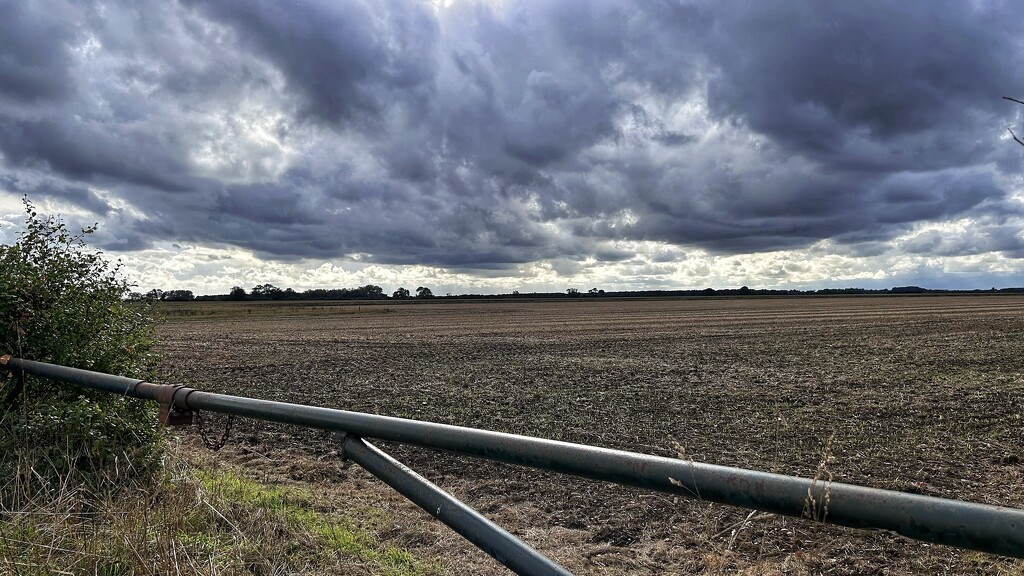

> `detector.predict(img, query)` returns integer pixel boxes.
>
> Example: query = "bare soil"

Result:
[156,295,1024,575]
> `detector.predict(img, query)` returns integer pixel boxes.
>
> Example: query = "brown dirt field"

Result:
[156,295,1024,575]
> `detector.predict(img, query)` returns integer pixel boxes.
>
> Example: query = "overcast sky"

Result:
[2,0,1023,295]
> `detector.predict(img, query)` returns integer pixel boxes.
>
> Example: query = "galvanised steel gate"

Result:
[4,355,1023,575]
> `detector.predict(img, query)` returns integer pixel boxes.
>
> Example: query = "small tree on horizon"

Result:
[415,286,433,298]
[161,289,194,301]
[251,283,283,299]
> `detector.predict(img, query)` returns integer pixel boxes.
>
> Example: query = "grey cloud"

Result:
[705,1,1024,170]
[840,242,890,258]
[184,0,438,128]
[901,224,1024,257]
[377,140,438,183]
[214,179,324,227]
[98,232,150,252]
[117,165,572,266]
[0,2,78,104]
[653,131,697,147]
[0,173,111,216]
[0,116,195,192]
[503,71,617,167]
[592,247,634,262]
[871,171,997,225]
[1,0,1023,274]
[0,1,267,191]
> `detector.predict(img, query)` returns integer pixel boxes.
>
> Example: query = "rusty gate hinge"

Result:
[156,384,195,427]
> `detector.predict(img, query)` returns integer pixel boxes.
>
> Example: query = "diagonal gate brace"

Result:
[337,432,572,576]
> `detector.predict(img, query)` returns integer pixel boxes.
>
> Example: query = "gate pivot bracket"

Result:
[156,384,195,427]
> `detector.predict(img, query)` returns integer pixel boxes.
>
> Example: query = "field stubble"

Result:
[157,296,1024,575]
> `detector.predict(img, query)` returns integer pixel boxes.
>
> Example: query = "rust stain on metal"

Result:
[156,383,195,427]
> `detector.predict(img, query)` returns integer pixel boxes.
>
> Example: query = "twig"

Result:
[121,532,157,576]
[1008,128,1024,148]
[1003,98,1024,147]
[201,499,244,538]
[199,495,276,568]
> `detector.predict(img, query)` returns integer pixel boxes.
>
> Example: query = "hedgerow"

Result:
[0,199,162,488]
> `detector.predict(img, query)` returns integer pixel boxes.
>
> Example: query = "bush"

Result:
[0,200,162,488]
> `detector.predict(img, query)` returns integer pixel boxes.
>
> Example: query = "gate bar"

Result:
[339,434,572,575]
[5,356,1024,560]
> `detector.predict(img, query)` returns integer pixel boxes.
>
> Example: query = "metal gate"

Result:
[4,355,1022,574]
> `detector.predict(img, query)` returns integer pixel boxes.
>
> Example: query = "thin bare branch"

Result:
[1008,128,1024,147]
[1003,96,1024,106]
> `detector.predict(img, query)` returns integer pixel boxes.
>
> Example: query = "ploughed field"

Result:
[156,296,1024,575]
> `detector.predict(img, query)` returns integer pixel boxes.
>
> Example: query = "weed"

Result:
[803,433,835,523]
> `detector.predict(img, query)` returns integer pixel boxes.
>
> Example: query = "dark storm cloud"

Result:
[183,0,438,127]
[1,0,1023,270]
[704,1,1024,171]
[0,2,77,104]
[0,116,197,192]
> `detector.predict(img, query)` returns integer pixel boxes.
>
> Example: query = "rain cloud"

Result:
[1,0,1023,288]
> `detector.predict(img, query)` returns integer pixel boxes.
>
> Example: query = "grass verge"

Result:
[0,445,442,576]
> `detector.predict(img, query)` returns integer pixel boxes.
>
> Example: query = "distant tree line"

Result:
[550,285,1024,298]
[211,284,390,301]
[172,284,439,301]
[132,283,1024,303]
[126,288,196,301]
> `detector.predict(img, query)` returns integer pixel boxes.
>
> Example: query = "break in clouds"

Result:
[1,0,1023,292]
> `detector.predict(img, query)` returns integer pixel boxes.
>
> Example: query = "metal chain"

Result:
[195,409,234,451]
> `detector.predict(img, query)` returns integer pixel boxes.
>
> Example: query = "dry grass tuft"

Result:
[0,441,442,576]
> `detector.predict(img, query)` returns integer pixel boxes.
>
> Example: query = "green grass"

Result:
[0,450,442,576]
[198,468,433,575]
